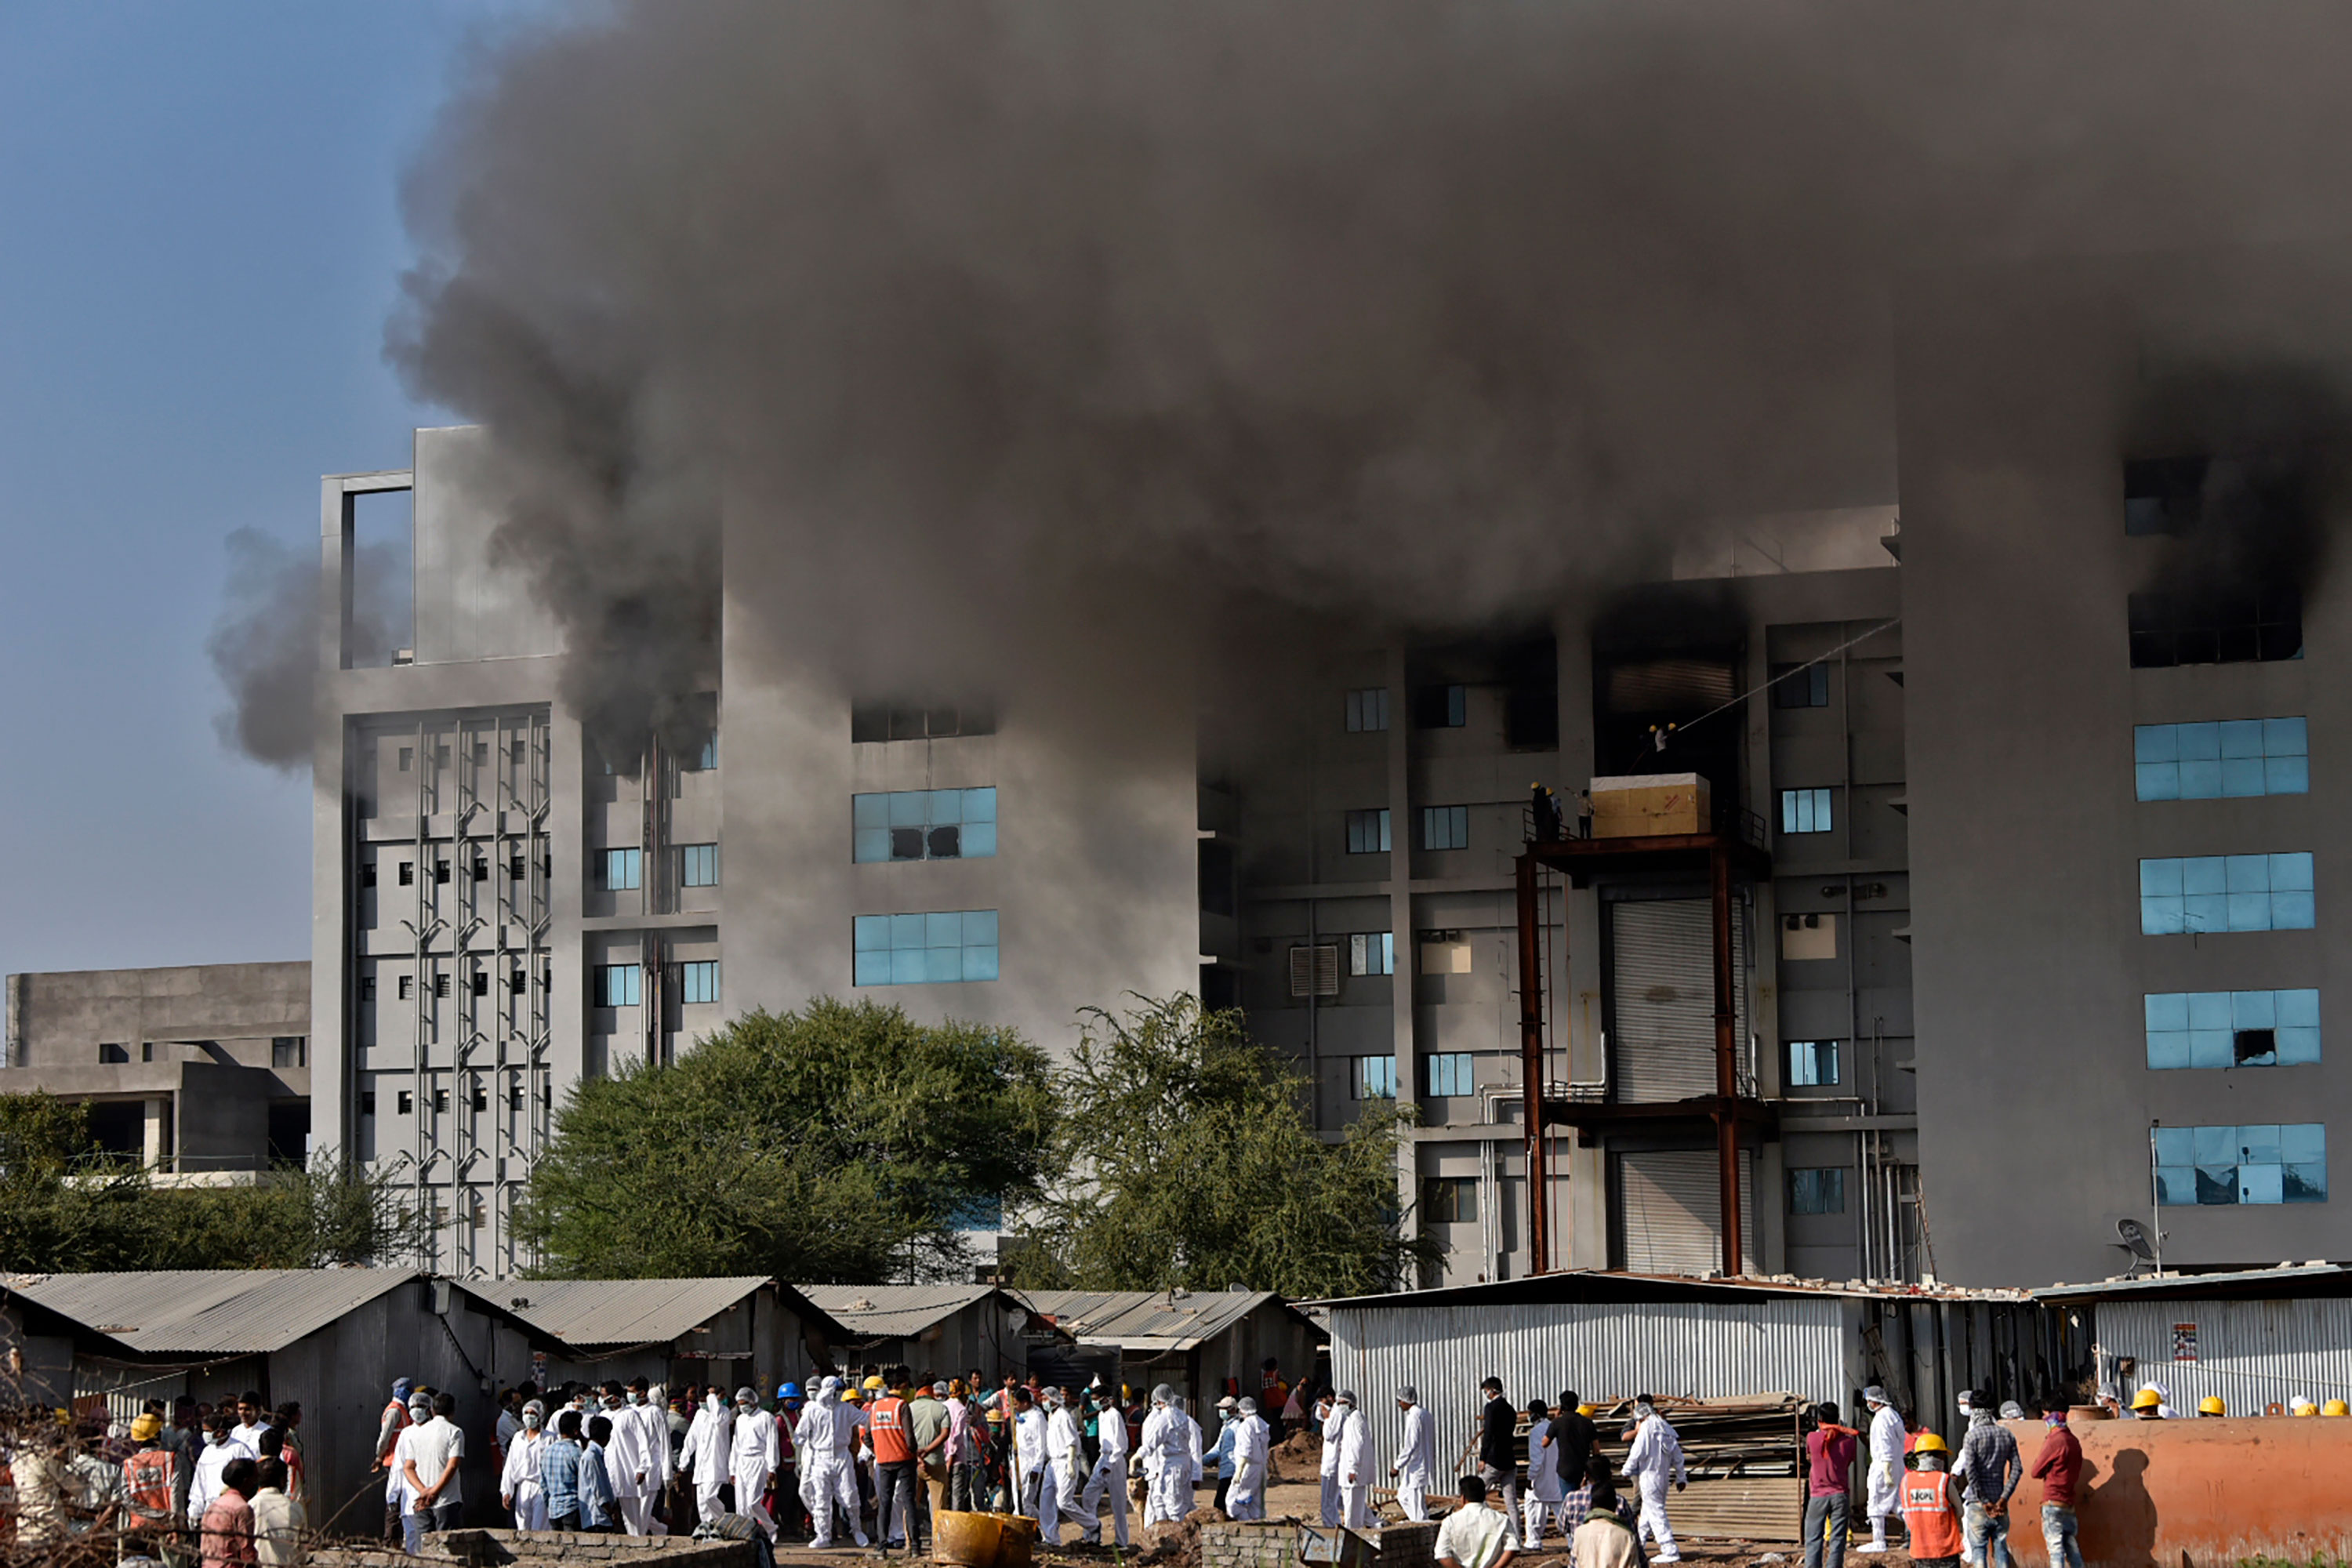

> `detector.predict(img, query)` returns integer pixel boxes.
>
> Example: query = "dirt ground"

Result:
[760,1479,1915,1568]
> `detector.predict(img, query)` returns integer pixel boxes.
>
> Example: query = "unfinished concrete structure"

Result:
[0,961,311,1174]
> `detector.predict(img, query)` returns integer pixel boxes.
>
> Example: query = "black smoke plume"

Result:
[211,2,2352,759]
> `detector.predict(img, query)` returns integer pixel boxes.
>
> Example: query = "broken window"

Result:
[1412,684,1468,728]
[2128,587,2302,666]
[851,702,996,742]
[2145,988,2319,1069]
[851,789,996,862]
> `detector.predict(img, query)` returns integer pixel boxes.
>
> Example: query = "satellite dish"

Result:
[2116,1218,2158,1274]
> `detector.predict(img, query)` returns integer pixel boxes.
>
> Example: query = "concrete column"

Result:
[1385,644,1417,1228]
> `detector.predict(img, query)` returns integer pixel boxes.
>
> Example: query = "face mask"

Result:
[627,1392,643,1405]
[604,1397,623,1410]
[524,1414,542,1431]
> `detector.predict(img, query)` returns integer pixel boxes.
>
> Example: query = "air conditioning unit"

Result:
[1288,944,1340,999]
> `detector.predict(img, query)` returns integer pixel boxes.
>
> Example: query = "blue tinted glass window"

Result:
[1780,788,1833,834]
[2136,718,2310,800]
[678,843,719,887]
[2142,855,2317,933]
[853,909,1000,986]
[2147,988,2321,1069]
[676,960,719,1005]
[853,789,999,862]
[2158,1123,2326,1205]
[601,848,642,891]
[595,964,642,1007]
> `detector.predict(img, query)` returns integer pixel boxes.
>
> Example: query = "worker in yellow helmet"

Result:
[1900,1434,1962,1566]
[2288,1396,2318,1417]
[2197,1396,2226,1417]
[2325,1400,2350,1417]
[2129,1388,2165,1420]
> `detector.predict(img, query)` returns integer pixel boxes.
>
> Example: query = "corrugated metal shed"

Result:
[475,1277,782,1349]
[2095,1295,2352,1410]
[1018,1289,1311,1354]
[800,1285,1010,1340]
[2035,1265,2352,1301]
[0,1269,419,1356]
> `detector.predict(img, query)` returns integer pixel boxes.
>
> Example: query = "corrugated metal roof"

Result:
[2034,1265,2352,1301]
[1306,1269,2031,1310]
[797,1285,1006,1341]
[1015,1290,1306,1353]
[1,1269,419,1356]
[470,1277,775,1349]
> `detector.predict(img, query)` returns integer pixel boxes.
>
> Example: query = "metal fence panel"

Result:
[1327,1298,1848,1468]
[2102,1297,2352,1410]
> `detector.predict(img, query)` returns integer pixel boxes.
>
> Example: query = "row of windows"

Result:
[2146,989,2320,1069]
[2155,1123,2326,1205]
[590,960,722,1008]
[362,967,546,1001]
[853,910,1000,986]
[395,737,532,772]
[1342,684,1470,732]
[590,729,718,773]
[852,789,998,863]
[2136,717,2309,800]
[365,851,552,889]
[361,1078,554,1118]
[1345,1052,1478,1100]
[594,845,721,892]
[851,703,994,743]
[2140,853,2314,935]
[1344,806,1482,854]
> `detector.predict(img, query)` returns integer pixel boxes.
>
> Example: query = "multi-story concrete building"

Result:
[322,242,2352,1286]
[1,961,311,1176]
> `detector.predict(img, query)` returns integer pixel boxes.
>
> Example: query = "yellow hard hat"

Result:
[864,1376,886,1391]
[2292,1398,2317,1416]
[2325,1400,2350,1417]
[1910,1432,1947,1456]
[843,1387,864,1403]
[2130,1388,2161,1410]
[1577,1404,1597,1417]
[2198,1396,2226,1416]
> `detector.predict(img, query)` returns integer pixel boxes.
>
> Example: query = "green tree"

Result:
[1013,995,1437,1298]
[515,998,1055,1282]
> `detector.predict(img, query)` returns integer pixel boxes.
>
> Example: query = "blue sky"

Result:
[0,3,543,974]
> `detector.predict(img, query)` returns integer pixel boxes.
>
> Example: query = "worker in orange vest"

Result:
[869,1368,921,1555]
[1900,1433,1963,1568]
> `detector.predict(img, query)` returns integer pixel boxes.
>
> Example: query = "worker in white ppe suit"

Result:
[499,1401,551,1530]
[1330,1392,1372,1529]
[1081,1387,1132,1546]
[1860,1386,1904,1553]
[635,1384,675,1524]
[1624,1396,1687,1565]
[1390,1387,1435,1522]
[796,1377,869,1549]
[1013,1392,1051,1534]
[1177,1396,1205,1505]
[601,1386,665,1537]
[1226,1397,1271,1521]
[1044,1389,1086,1544]
[1138,1386,1191,1527]
[681,1390,731,1526]
[727,1387,779,1541]
[1317,1392,1347,1525]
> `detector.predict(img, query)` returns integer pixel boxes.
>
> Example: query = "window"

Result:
[2135,717,2308,800]
[471,856,488,883]
[397,746,414,771]
[2156,1123,2326,1204]
[1352,1055,1398,1100]
[1424,1176,1477,1224]
[1348,932,1394,976]
[680,727,718,771]
[510,1080,524,1111]
[595,963,644,1007]
[601,848,643,891]
[397,861,414,887]
[2140,853,2314,934]
[1420,805,1470,851]
[433,858,451,885]
[1780,788,1833,834]
[470,1083,488,1112]
[397,975,414,1000]
[433,1088,450,1112]
[511,738,528,764]
[851,702,996,742]
[470,970,489,997]
[676,960,720,1005]
[1426,1052,1475,1097]
[2145,989,2321,1069]
[852,789,998,863]
[1789,1167,1847,1214]
[98,1043,129,1065]
[1345,688,1390,732]
[271,1036,306,1069]
[679,843,720,887]
[853,909,1000,985]
[360,977,376,1001]
[2125,456,2213,536]
[1414,684,1468,728]
[361,1092,376,1117]
[434,973,452,998]
[361,863,377,888]
[510,853,527,881]
[474,740,491,767]
[1345,808,1392,855]
[1787,1039,1842,1086]
[2129,587,2302,667]
[397,1090,414,1116]
[140,1041,154,1062]
[1772,663,1830,708]
[510,968,527,996]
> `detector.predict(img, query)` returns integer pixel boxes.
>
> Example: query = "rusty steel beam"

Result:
[1516,850,1548,1274]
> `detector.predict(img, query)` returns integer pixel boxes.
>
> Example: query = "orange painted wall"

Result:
[1960,1416,2352,1567]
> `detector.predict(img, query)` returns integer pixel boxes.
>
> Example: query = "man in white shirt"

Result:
[629,1379,674,1530]
[187,1415,257,1527]
[230,1392,272,1458]
[1012,1388,1051,1534]
[1435,1475,1519,1568]
[252,1457,307,1567]
[1392,1387,1436,1522]
[599,1383,662,1536]
[1316,1393,1347,1526]
[1331,1392,1371,1529]
[402,1392,467,1537]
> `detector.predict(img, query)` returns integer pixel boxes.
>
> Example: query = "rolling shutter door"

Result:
[1612,898,1748,1101]
[1620,1149,1756,1275]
